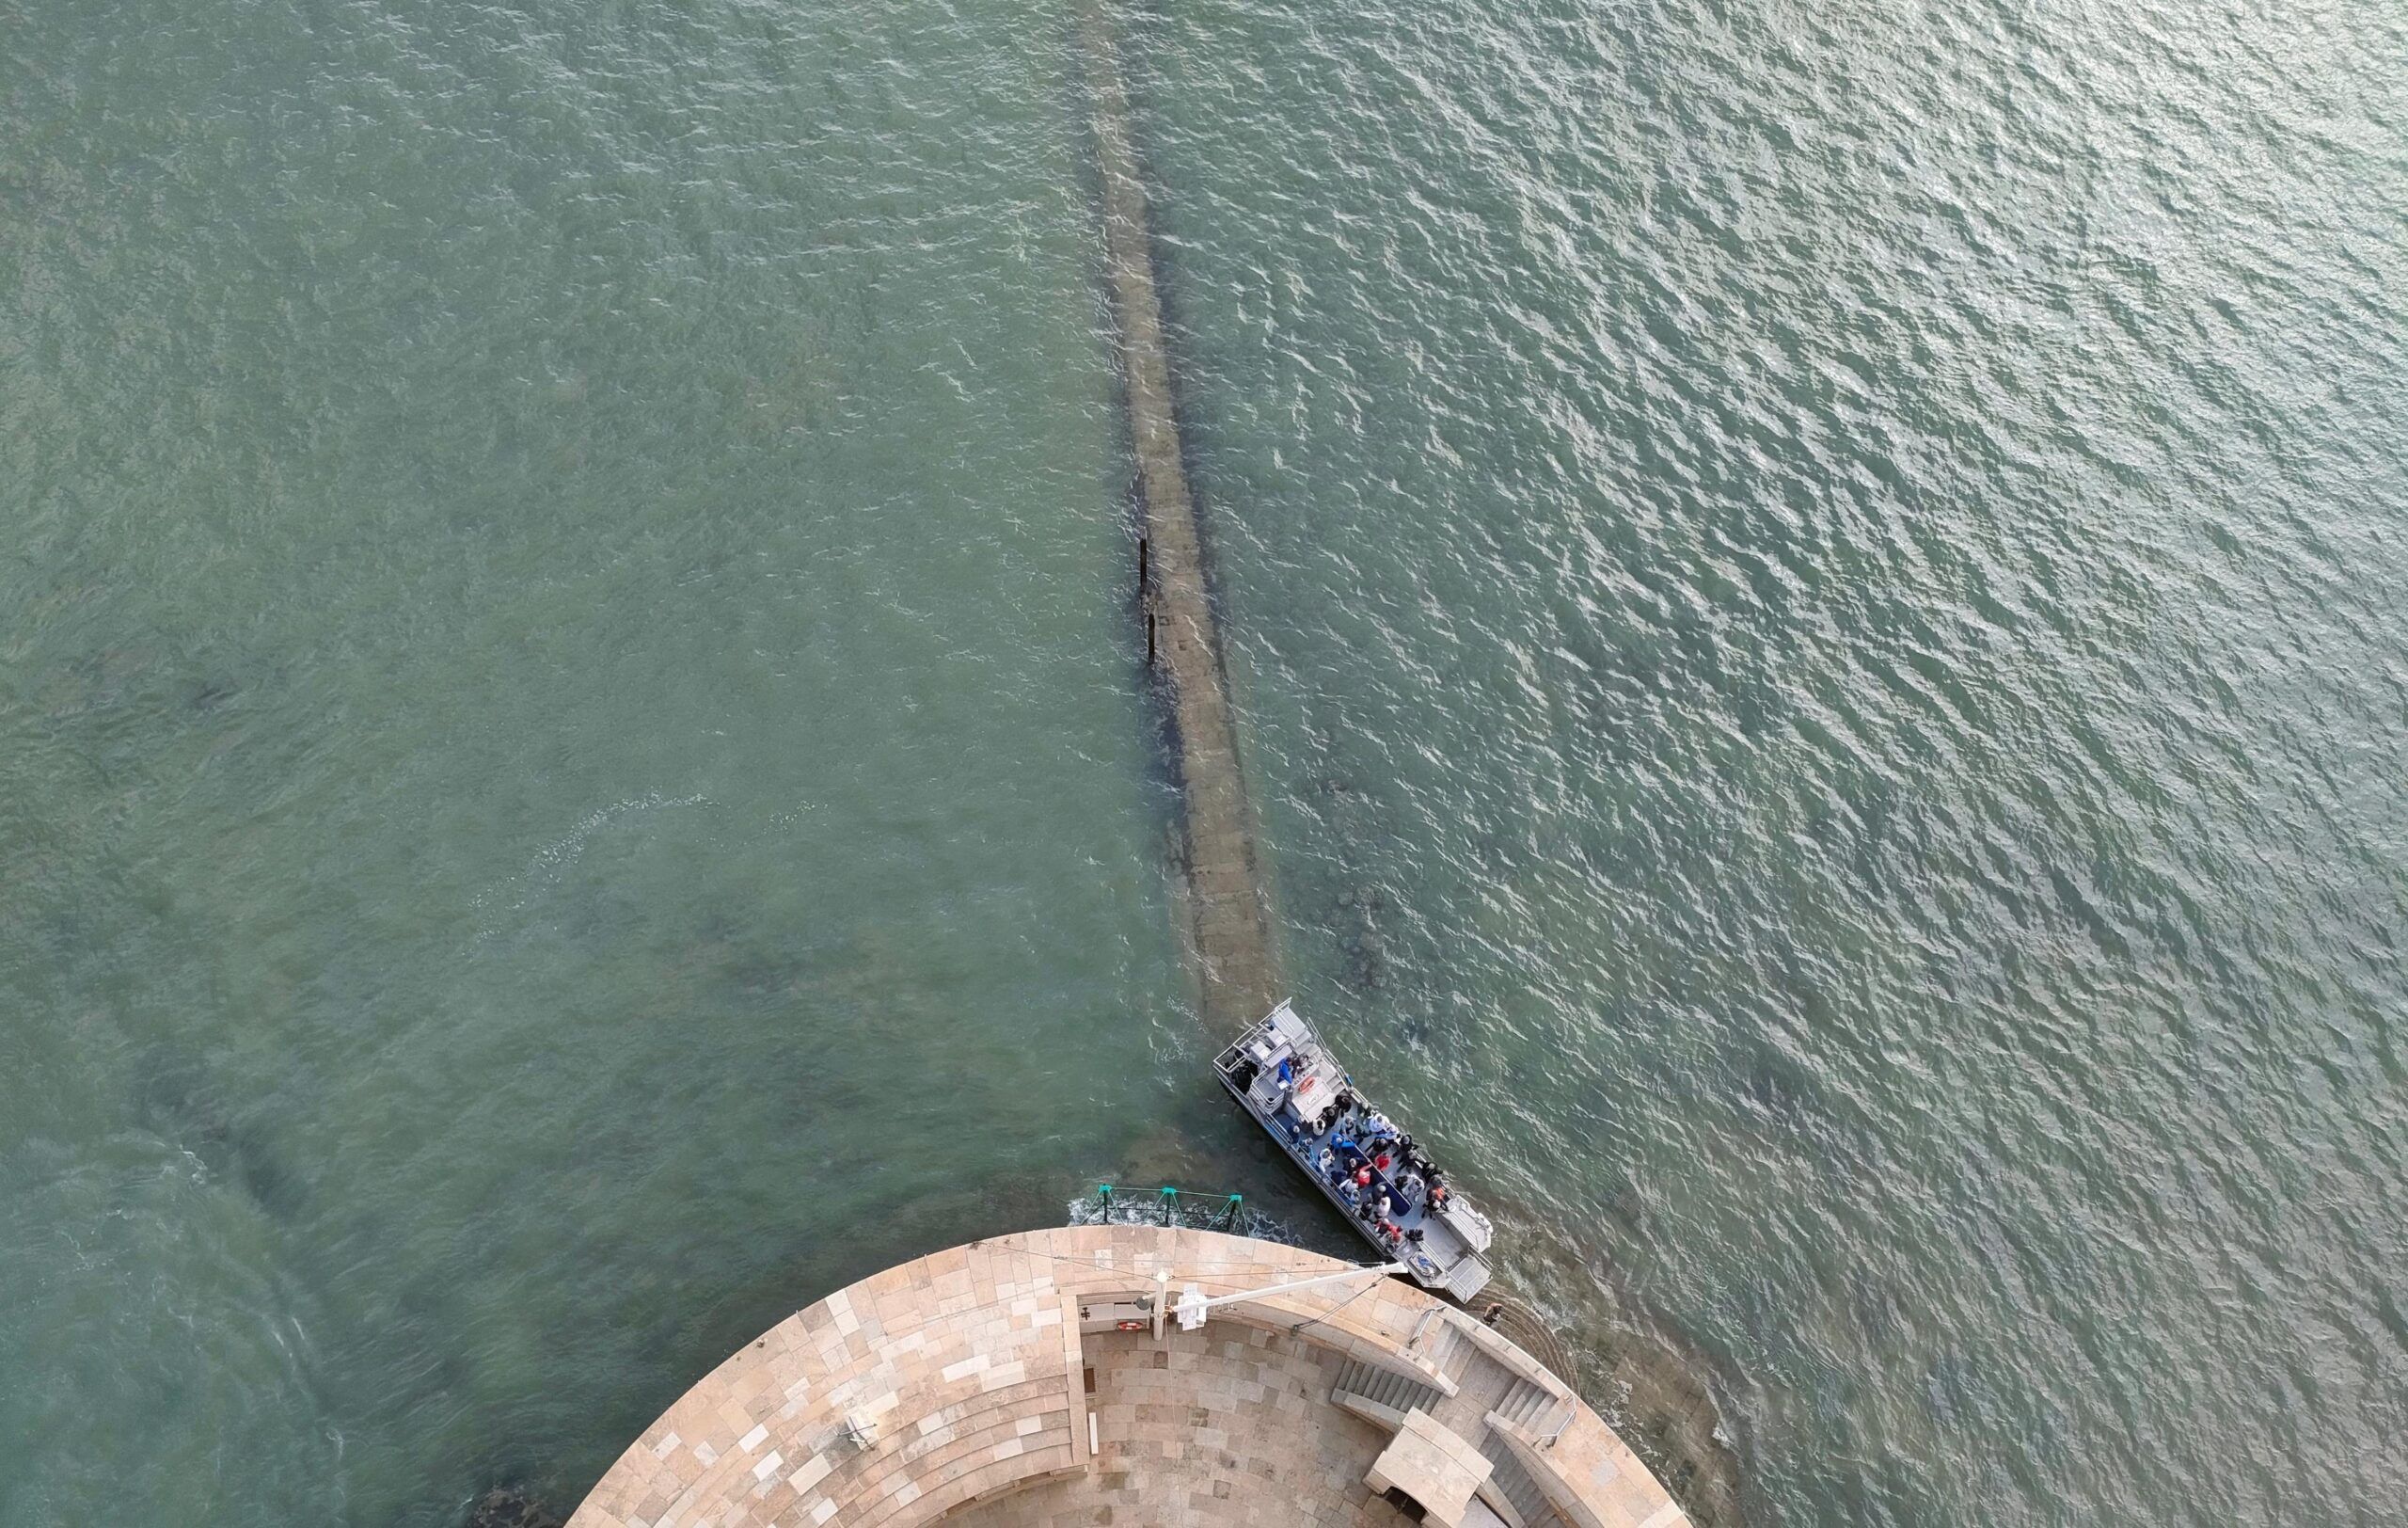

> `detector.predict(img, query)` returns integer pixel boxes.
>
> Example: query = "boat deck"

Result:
[1214,1003,1493,1299]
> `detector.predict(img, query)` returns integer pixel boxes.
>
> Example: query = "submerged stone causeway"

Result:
[566,1226,1688,1528]
[1080,3,1286,1031]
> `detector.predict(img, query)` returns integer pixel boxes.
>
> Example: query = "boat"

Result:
[1213,1001,1494,1299]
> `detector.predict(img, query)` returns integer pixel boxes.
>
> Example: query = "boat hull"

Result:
[1213,1003,1492,1300]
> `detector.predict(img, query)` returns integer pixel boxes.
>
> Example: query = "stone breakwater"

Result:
[1080,4,1285,1033]
[563,1225,1692,1528]
[1069,15,1743,1525]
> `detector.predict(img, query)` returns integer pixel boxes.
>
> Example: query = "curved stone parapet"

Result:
[568,1227,1688,1528]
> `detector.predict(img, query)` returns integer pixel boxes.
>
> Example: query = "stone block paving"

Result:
[568,1241,1089,1528]
[565,1227,1687,1528]
[944,1329,1417,1528]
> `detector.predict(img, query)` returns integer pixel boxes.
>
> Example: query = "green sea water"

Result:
[4,0,2403,1524]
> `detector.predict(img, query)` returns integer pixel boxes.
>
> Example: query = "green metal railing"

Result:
[1091,1184,1245,1232]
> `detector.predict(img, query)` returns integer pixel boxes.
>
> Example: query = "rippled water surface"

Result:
[5,0,2403,1523]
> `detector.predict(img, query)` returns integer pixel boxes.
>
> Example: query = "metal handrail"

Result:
[1091,1183,1246,1232]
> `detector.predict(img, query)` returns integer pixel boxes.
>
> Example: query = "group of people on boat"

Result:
[1302,1088,1455,1256]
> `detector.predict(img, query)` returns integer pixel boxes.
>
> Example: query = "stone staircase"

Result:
[1332,1313,1586,1528]
[1476,1433,1563,1528]
[1493,1376,1576,1445]
[1331,1356,1447,1424]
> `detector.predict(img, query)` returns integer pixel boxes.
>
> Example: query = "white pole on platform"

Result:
[1176,1263,1407,1332]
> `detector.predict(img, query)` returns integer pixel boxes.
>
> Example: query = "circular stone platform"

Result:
[567,1226,1688,1528]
